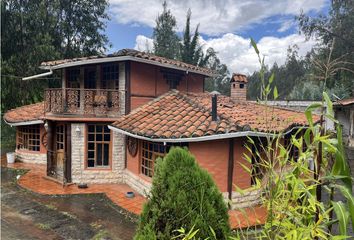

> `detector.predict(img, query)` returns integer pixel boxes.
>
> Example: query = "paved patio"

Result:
[1,160,266,229]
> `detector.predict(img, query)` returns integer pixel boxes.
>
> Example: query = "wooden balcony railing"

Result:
[44,88,121,117]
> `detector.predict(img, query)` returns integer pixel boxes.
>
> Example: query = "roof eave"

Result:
[108,125,306,143]
[39,56,214,77]
[4,119,44,127]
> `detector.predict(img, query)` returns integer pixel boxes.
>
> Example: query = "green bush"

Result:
[134,147,230,240]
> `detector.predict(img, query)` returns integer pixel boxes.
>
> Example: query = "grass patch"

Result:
[90,221,103,230]
[44,204,57,211]
[61,211,77,219]
[91,229,109,240]
[36,223,51,230]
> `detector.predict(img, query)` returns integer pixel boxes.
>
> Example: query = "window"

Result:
[84,68,96,89]
[141,141,167,177]
[56,125,64,150]
[87,124,111,168]
[141,141,188,177]
[67,68,80,88]
[239,83,244,89]
[102,64,119,89]
[17,125,40,151]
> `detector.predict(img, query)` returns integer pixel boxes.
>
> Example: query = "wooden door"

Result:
[55,124,65,171]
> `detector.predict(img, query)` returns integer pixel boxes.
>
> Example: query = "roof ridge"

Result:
[8,101,44,111]
[126,90,180,116]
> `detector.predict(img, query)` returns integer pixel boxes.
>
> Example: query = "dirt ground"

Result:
[1,167,137,240]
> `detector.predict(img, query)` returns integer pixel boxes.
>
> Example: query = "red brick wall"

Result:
[125,137,252,193]
[129,62,204,110]
[189,139,229,192]
[233,138,251,189]
[126,140,140,175]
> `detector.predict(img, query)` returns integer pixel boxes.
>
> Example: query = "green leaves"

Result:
[250,38,259,55]
[332,201,350,237]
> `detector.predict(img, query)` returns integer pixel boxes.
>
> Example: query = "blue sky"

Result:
[106,0,329,74]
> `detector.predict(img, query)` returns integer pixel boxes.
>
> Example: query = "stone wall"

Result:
[229,189,262,209]
[70,123,126,184]
[15,150,47,164]
[124,170,152,196]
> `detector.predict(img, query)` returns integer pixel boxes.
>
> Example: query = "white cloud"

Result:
[109,0,327,35]
[134,35,154,52]
[135,33,317,75]
[277,19,296,32]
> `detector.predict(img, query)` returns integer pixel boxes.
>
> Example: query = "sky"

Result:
[106,0,330,75]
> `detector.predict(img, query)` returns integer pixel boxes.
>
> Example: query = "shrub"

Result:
[134,147,230,239]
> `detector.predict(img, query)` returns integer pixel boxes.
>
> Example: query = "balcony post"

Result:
[79,67,84,114]
[62,68,67,111]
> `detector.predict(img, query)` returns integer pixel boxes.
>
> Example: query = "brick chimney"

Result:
[230,73,248,102]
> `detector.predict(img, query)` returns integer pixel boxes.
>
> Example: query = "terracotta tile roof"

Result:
[231,73,248,83]
[335,97,354,106]
[111,90,318,140]
[40,49,213,76]
[3,102,44,124]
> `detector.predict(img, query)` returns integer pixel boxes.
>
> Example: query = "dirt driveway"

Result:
[1,167,137,240]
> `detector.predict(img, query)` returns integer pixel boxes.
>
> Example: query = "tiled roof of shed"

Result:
[231,73,248,83]
[40,49,213,76]
[111,90,318,140]
[335,97,354,106]
[4,102,44,124]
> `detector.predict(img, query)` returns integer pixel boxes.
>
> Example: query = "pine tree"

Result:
[180,9,203,65]
[152,1,179,59]
[134,147,230,239]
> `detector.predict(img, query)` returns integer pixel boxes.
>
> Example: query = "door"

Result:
[53,123,72,183]
[55,124,65,177]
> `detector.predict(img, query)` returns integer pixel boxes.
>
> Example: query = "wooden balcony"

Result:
[44,88,121,117]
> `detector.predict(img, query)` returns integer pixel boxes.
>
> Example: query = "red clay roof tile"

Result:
[4,102,44,124]
[111,90,319,139]
[41,49,213,76]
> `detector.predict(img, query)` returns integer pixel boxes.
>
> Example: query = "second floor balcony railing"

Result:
[44,88,121,117]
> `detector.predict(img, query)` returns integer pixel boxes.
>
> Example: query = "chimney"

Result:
[210,91,220,121]
[230,73,248,102]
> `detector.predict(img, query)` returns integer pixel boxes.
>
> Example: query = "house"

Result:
[333,98,354,179]
[334,98,354,147]
[4,51,314,209]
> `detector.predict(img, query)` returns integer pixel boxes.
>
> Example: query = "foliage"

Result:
[248,1,354,100]
[134,147,230,240]
[152,3,230,95]
[152,1,180,60]
[231,40,354,239]
[1,0,110,113]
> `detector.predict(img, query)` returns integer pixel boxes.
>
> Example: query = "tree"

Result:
[204,48,230,96]
[1,0,110,149]
[152,1,179,59]
[1,0,110,113]
[134,147,230,239]
[297,0,354,97]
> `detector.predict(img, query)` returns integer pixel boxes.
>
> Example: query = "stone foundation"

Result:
[223,189,262,209]
[15,150,46,164]
[124,170,152,196]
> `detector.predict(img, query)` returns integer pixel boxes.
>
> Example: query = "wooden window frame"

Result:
[17,125,41,152]
[102,63,119,90]
[55,124,65,150]
[141,141,167,177]
[85,124,112,170]
[140,141,189,177]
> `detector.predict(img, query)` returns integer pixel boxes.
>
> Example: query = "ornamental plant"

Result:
[134,147,230,240]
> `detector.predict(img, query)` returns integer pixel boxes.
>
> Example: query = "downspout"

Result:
[22,69,53,80]
[227,138,234,209]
